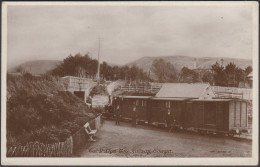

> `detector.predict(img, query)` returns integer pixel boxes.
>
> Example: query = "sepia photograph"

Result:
[1,1,258,166]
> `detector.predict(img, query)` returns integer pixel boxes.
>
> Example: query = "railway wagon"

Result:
[118,96,151,122]
[115,95,249,135]
[182,99,248,135]
[149,97,187,125]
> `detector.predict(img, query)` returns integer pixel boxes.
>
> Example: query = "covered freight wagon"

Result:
[149,97,188,125]
[113,83,249,136]
[117,96,151,122]
[183,99,249,135]
[151,83,216,127]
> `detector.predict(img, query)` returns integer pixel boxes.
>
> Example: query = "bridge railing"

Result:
[118,84,161,93]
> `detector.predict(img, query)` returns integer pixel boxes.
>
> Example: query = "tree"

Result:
[15,66,26,74]
[211,62,227,86]
[202,71,214,85]
[151,59,178,82]
[51,53,151,82]
[235,68,246,85]
[51,53,97,78]
[129,66,138,81]
[245,66,252,76]
[225,62,237,87]
[179,67,200,83]
[119,65,130,81]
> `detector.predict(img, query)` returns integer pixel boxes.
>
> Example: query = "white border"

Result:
[1,1,259,166]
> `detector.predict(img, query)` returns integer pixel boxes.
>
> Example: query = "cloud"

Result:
[7,5,253,68]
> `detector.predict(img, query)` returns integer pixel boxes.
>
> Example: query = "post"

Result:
[97,38,102,85]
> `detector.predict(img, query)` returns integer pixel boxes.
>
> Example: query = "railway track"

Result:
[102,115,252,141]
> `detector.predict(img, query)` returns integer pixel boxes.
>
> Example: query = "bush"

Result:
[89,85,109,97]
[7,75,98,146]
[22,72,34,80]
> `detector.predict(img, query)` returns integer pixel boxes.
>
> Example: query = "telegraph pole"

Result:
[97,38,102,85]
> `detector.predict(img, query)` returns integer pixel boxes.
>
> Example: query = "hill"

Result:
[127,56,252,73]
[8,60,61,75]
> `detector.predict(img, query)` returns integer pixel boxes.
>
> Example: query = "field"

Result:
[76,120,252,157]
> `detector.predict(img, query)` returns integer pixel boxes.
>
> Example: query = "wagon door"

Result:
[223,102,230,131]
[147,99,152,123]
[197,101,204,128]
[204,102,217,130]
[240,101,247,128]
[216,102,224,131]
[185,102,193,127]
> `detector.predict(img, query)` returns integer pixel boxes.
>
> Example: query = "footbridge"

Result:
[61,76,97,102]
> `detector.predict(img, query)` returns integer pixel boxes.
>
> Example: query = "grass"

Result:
[7,74,100,146]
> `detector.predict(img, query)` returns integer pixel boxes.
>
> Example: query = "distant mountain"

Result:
[8,60,61,75]
[126,56,252,73]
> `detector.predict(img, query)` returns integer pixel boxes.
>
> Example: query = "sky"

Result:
[7,4,253,68]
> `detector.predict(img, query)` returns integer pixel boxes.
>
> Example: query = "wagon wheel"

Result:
[206,131,211,135]
[228,133,234,137]
[198,130,203,135]
[215,132,222,137]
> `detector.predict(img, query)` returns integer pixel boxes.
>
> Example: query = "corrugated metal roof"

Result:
[155,83,210,98]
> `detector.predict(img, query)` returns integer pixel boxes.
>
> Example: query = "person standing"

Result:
[115,104,120,125]
[112,97,117,118]
[132,105,137,127]
[166,109,171,130]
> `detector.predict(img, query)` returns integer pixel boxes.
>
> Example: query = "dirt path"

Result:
[76,120,252,157]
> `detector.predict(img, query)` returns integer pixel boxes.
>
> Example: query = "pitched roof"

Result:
[155,83,210,98]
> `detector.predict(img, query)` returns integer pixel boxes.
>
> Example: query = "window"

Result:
[143,100,147,106]
[165,101,171,108]
[171,101,177,109]
[141,100,147,106]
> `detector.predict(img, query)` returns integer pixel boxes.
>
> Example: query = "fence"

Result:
[119,83,163,94]
[118,83,252,100]
[7,114,102,157]
[7,137,73,157]
[212,86,252,100]
[107,80,126,95]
